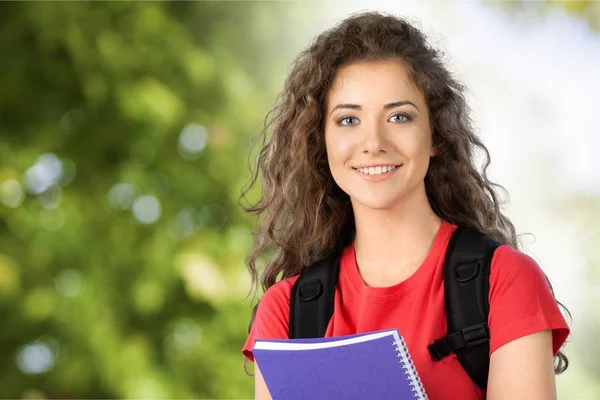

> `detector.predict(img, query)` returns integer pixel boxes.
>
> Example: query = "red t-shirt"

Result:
[243,220,570,399]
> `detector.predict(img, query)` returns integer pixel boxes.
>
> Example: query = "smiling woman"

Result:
[325,60,434,209]
[240,10,570,400]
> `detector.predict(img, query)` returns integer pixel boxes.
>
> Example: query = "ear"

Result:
[429,144,437,157]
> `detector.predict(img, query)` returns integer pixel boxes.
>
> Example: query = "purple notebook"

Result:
[252,329,428,400]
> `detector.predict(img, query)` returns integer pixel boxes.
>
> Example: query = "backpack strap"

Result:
[428,226,500,388]
[288,252,340,339]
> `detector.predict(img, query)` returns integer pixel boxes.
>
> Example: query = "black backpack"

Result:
[288,226,500,389]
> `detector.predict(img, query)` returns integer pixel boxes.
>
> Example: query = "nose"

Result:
[362,122,387,155]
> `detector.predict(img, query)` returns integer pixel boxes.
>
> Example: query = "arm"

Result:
[486,246,570,399]
[242,279,296,400]
[254,363,272,400]
[487,330,557,400]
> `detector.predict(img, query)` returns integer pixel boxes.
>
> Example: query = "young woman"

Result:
[240,11,570,400]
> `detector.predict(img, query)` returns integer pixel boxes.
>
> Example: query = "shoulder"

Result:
[489,244,549,287]
[486,245,569,355]
[491,244,539,269]
[251,274,299,339]
[257,275,299,315]
[243,275,299,361]
[250,276,298,339]
[488,244,554,300]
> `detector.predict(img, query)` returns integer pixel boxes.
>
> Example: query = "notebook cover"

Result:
[253,329,427,400]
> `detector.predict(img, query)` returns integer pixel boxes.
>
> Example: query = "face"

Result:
[323,59,436,211]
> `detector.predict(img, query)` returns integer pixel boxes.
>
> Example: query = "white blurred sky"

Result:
[308,0,600,383]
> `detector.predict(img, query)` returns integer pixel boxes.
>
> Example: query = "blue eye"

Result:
[390,113,411,123]
[338,116,358,126]
[336,113,411,127]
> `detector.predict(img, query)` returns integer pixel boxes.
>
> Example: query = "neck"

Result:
[352,184,442,277]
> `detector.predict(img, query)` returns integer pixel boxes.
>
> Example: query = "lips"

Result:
[353,164,402,182]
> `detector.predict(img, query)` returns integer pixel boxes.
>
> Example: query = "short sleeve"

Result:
[488,245,570,355]
[242,276,297,362]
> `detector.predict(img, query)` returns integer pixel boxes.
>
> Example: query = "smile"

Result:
[352,165,402,182]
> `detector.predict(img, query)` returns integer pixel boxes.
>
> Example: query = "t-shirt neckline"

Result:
[342,219,455,300]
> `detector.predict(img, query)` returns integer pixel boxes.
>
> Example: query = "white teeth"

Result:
[355,165,398,175]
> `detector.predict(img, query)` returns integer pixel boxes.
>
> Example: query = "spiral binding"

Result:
[393,338,429,400]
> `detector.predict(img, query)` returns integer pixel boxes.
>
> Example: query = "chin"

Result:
[351,193,404,211]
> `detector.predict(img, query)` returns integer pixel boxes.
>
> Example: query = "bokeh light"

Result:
[132,195,161,224]
[16,338,59,375]
[0,179,24,208]
[55,269,83,298]
[107,183,136,210]
[23,154,63,195]
[167,207,198,240]
[178,123,208,160]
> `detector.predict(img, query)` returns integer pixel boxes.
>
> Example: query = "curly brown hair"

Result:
[240,10,569,374]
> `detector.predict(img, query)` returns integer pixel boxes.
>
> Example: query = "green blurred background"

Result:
[0,1,598,399]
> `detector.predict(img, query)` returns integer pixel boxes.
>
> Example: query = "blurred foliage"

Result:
[488,0,600,31]
[0,1,319,398]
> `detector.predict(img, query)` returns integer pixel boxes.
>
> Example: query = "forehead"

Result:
[326,59,424,109]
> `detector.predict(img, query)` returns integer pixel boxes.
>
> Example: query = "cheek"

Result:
[401,130,433,160]
[325,135,353,191]
[325,133,354,167]
[412,139,434,177]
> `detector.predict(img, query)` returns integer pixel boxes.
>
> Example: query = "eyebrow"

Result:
[329,100,419,116]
